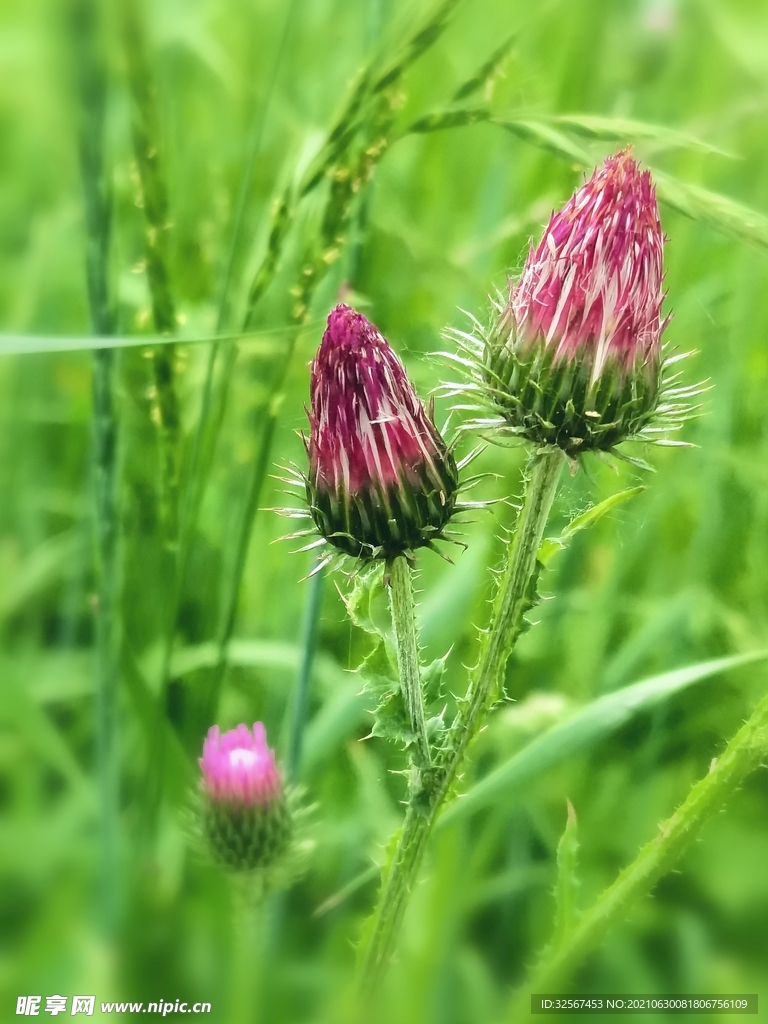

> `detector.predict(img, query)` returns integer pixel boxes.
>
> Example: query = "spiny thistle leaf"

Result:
[338,568,413,747]
[338,568,452,750]
[538,486,646,566]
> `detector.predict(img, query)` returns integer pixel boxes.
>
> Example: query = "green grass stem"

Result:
[70,0,121,935]
[287,568,325,785]
[121,0,181,541]
[177,0,301,606]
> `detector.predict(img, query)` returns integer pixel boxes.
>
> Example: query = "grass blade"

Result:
[437,651,768,830]
[495,118,593,166]
[538,486,646,566]
[487,117,768,250]
[653,168,768,250]
[0,326,312,356]
[548,113,732,156]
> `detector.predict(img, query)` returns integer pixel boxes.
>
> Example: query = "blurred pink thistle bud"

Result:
[305,304,459,560]
[199,723,290,871]
[200,723,282,805]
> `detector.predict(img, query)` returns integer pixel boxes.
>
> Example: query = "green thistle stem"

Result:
[509,685,768,1016]
[388,555,431,771]
[230,875,267,1024]
[357,448,564,996]
[356,806,433,1002]
[440,448,563,769]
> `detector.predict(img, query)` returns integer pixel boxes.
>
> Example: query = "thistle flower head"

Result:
[199,723,291,871]
[447,150,697,460]
[200,723,282,806]
[510,149,664,380]
[305,304,459,560]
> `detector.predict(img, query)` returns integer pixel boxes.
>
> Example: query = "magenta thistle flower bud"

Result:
[305,304,459,560]
[199,723,291,871]
[481,150,671,455]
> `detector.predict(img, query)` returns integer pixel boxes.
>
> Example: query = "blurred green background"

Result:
[1,0,767,1021]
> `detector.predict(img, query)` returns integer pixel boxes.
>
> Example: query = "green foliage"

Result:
[512,687,768,1017]
[338,567,451,754]
[437,652,768,830]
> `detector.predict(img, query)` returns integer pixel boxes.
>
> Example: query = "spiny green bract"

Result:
[203,799,292,873]
[484,322,662,456]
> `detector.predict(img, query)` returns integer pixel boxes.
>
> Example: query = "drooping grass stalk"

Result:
[178,0,301,587]
[218,1,301,332]
[120,0,181,542]
[357,448,564,996]
[240,0,468,325]
[507,684,768,1017]
[69,0,120,933]
[388,556,431,771]
[145,6,300,776]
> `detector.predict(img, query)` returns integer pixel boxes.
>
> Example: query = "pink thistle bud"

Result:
[199,723,290,871]
[485,150,668,455]
[306,304,459,559]
[513,149,664,375]
[200,723,282,806]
